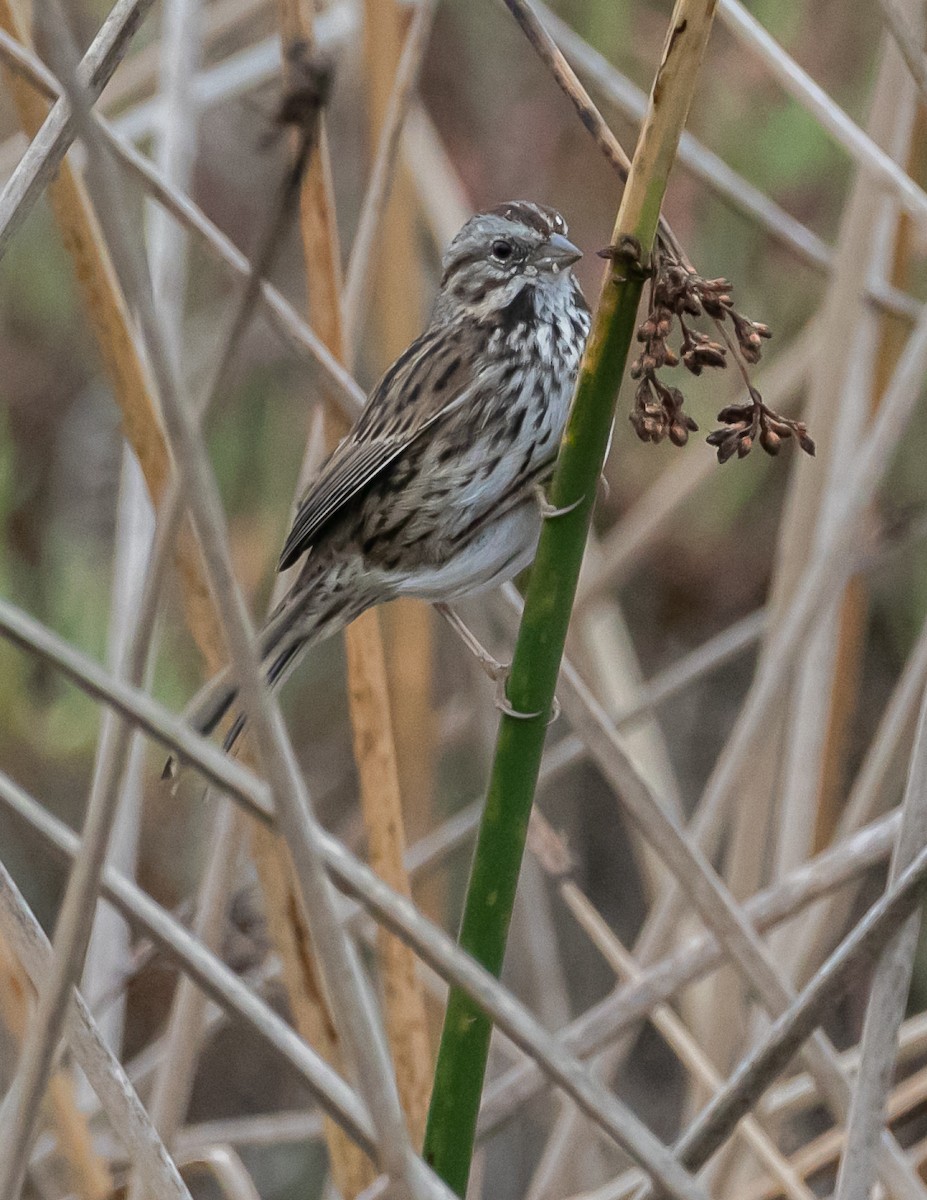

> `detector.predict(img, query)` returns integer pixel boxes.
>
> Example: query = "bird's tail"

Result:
[164,557,375,776]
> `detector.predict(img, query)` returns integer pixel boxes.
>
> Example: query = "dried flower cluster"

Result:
[613,246,815,463]
[707,393,815,463]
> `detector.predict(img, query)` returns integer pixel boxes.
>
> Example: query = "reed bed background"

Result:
[1,0,927,1197]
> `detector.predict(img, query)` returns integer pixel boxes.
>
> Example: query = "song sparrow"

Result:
[186,201,590,748]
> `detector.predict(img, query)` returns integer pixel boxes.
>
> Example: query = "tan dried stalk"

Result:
[800,110,927,863]
[362,0,437,905]
[223,10,376,1195]
[742,1060,927,1200]
[274,0,432,1164]
[0,933,112,1200]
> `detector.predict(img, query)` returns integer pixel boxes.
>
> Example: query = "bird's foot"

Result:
[534,484,584,520]
[493,663,561,724]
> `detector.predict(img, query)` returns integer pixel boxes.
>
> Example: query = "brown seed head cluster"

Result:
[619,249,814,463]
[707,393,816,464]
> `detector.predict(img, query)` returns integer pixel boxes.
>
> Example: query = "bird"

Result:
[182,200,590,754]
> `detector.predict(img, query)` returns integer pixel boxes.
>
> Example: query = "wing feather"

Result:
[278,334,495,571]
[279,437,412,569]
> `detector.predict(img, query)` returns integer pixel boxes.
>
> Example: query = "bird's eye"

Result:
[491,239,514,262]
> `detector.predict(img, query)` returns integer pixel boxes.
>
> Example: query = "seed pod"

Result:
[670,421,690,447]
[716,404,752,424]
[716,436,739,464]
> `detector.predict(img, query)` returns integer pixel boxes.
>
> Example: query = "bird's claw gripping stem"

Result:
[493,663,560,724]
[534,484,584,520]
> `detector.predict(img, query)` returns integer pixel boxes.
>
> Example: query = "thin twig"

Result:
[0,763,724,1194]
[478,802,901,1134]
[717,0,927,223]
[341,0,435,341]
[834,687,927,1200]
[0,0,157,260]
[0,862,192,1200]
[637,836,927,1196]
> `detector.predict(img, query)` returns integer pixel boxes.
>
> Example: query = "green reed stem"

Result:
[422,1,720,1192]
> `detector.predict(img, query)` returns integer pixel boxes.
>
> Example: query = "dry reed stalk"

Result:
[811,105,927,853]
[686,22,922,1150]
[231,7,376,1192]
[0,933,112,1200]
[526,817,814,1200]
[569,546,684,906]
[0,0,226,678]
[264,0,432,1166]
[3,2,370,1189]
[742,1060,927,1200]
[361,0,437,908]
[0,0,220,1185]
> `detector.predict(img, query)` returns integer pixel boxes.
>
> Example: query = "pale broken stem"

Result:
[0,865,192,1200]
[177,1145,262,1200]
[553,880,815,1200]
[0,934,112,1200]
[833,686,927,1200]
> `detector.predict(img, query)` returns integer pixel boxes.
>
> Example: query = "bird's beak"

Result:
[534,231,582,270]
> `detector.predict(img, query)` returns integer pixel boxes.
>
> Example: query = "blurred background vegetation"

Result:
[2,0,927,1197]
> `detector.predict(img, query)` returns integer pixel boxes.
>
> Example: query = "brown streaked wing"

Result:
[277,337,502,571]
